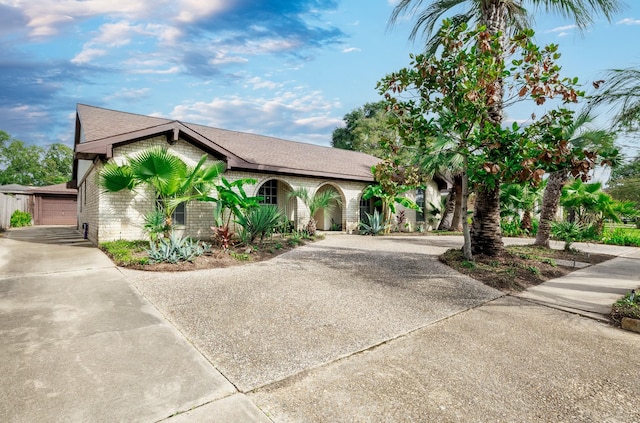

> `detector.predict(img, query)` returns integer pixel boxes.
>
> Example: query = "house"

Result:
[70,104,441,244]
[0,183,77,228]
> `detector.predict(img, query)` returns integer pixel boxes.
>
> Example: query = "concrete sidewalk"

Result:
[514,241,640,320]
[0,227,260,422]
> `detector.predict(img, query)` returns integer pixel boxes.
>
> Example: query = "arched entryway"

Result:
[256,178,296,227]
[314,184,344,231]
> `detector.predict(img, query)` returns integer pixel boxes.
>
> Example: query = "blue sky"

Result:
[1,0,639,159]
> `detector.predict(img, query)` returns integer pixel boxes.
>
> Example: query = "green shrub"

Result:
[551,221,583,251]
[601,228,640,247]
[100,240,149,266]
[500,218,538,237]
[10,210,32,228]
[147,233,211,263]
[611,289,640,324]
[235,205,283,244]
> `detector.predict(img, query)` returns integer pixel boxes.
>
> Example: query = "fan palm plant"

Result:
[99,146,225,238]
[288,187,342,235]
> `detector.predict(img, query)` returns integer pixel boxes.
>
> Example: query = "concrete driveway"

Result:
[0,227,244,422]
[3,228,640,422]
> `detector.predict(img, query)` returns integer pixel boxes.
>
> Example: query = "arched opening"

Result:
[359,194,383,223]
[314,184,344,231]
[256,178,295,229]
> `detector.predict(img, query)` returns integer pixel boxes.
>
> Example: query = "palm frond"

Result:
[128,147,185,196]
[100,163,136,192]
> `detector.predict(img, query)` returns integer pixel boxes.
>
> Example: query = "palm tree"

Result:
[588,67,640,132]
[560,179,623,234]
[534,111,618,247]
[100,146,225,237]
[417,136,466,231]
[390,0,623,255]
[500,181,544,232]
[390,0,622,54]
[288,187,342,235]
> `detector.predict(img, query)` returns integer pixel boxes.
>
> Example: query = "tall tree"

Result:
[389,0,623,255]
[390,0,623,54]
[379,22,583,258]
[0,130,74,186]
[607,157,640,205]
[332,101,398,158]
[534,111,618,247]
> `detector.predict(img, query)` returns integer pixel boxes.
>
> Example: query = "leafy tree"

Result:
[534,111,618,247]
[41,143,74,185]
[388,0,623,257]
[607,157,640,205]
[379,21,582,258]
[99,147,225,237]
[0,130,73,186]
[332,101,398,158]
[288,187,342,235]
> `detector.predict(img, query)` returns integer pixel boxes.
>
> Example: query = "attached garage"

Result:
[28,184,78,226]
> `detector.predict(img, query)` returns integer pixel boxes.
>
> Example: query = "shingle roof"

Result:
[0,184,32,194]
[27,183,77,195]
[74,104,379,182]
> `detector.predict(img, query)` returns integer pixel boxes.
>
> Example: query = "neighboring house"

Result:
[0,183,77,228]
[70,104,441,244]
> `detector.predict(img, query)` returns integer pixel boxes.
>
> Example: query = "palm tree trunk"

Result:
[468,1,508,257]
[471,184,504,256]
[449,174,463,232]
[438,187,455,230]
[521,208,532,232]
[535,170,568,247]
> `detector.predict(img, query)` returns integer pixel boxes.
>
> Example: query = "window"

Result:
[415,188,425,221]
[258,180,278,205]
[156,198,186,225]
[359,197,372,222]
[172,202,186,225]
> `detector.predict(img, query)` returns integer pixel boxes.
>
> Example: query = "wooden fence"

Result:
[0,193,30,230]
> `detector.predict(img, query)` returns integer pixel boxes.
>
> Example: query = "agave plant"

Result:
[359,210,389,235]
[235,205,283,244]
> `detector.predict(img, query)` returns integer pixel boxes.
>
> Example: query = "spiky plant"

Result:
[288,187,342,235]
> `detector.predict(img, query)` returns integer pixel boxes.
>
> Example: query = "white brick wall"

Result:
[81,135,440,243]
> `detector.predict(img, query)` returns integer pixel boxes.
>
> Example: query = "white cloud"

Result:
[105,87,151,100]
[617,18,640,25]
[131,66,181,75]
[244,77,283,90]
[71,47,106,64]
[167,89,342,145]
[342,47,361,53]
[544,24,578,34]
[71,20,184,65]
[174,0,228,23]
